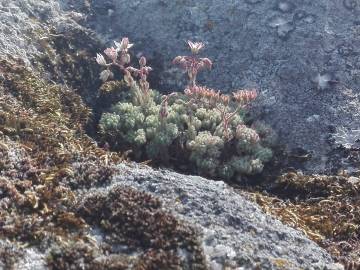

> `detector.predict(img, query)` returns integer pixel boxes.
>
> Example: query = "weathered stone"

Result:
[92,163,342,269]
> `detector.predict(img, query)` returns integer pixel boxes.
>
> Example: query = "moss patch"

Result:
[246,172,360,267]
[0,60,207,269]
[75,186,207,270]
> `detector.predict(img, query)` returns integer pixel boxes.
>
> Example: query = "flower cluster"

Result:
[96,37,153,106]
[233,89,258,105]
[96,38,151,87]
[173,41,212,87]
[183,86,259,140]
[96,37,134,82]
[184,86,225,105]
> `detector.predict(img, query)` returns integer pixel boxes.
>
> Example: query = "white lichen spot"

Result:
[277,23,294,39]
[312,73,331,90]
[306,114,320,123]
[108,9,114,16]
[269,17,287,28]
[268,17,294,39]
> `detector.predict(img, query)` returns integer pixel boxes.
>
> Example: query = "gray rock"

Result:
[0,240,46,270]
[77,163,341,269]
[13,248,46,270]
[86,0,360,173]
[0,0,62,65]
[348,176,360,184]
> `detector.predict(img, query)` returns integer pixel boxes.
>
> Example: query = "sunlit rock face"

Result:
[86,0,360,173]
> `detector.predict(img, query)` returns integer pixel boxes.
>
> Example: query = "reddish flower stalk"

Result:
[159,93,176,122]
[159,95,169,121]
[216,105,241,140]
[173,41,212,87]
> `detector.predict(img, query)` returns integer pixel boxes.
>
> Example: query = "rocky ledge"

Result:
[0,0,356,269]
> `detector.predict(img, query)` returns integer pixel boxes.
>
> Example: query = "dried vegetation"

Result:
[247,172,360,269]
[0,60,205,269]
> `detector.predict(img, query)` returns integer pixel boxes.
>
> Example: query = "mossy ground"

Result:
[0,60,207,269]
[243,172,360,269]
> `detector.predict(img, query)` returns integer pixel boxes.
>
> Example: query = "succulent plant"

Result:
[98,38,275,181]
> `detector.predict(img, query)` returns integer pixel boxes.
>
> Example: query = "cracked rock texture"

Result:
[86,0,360,173]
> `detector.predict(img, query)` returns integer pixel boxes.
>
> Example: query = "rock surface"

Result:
[89,163,340,270]
[0,0,82,65]
[3,164,343,270]
[87,0,360,173]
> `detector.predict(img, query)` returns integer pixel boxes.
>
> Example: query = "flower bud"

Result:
[139,56,147,67]
[221,95,230,105]
[172,56,183,65]
[233,89,258,104]
[96,53,107,66]
[200,58,212,69]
